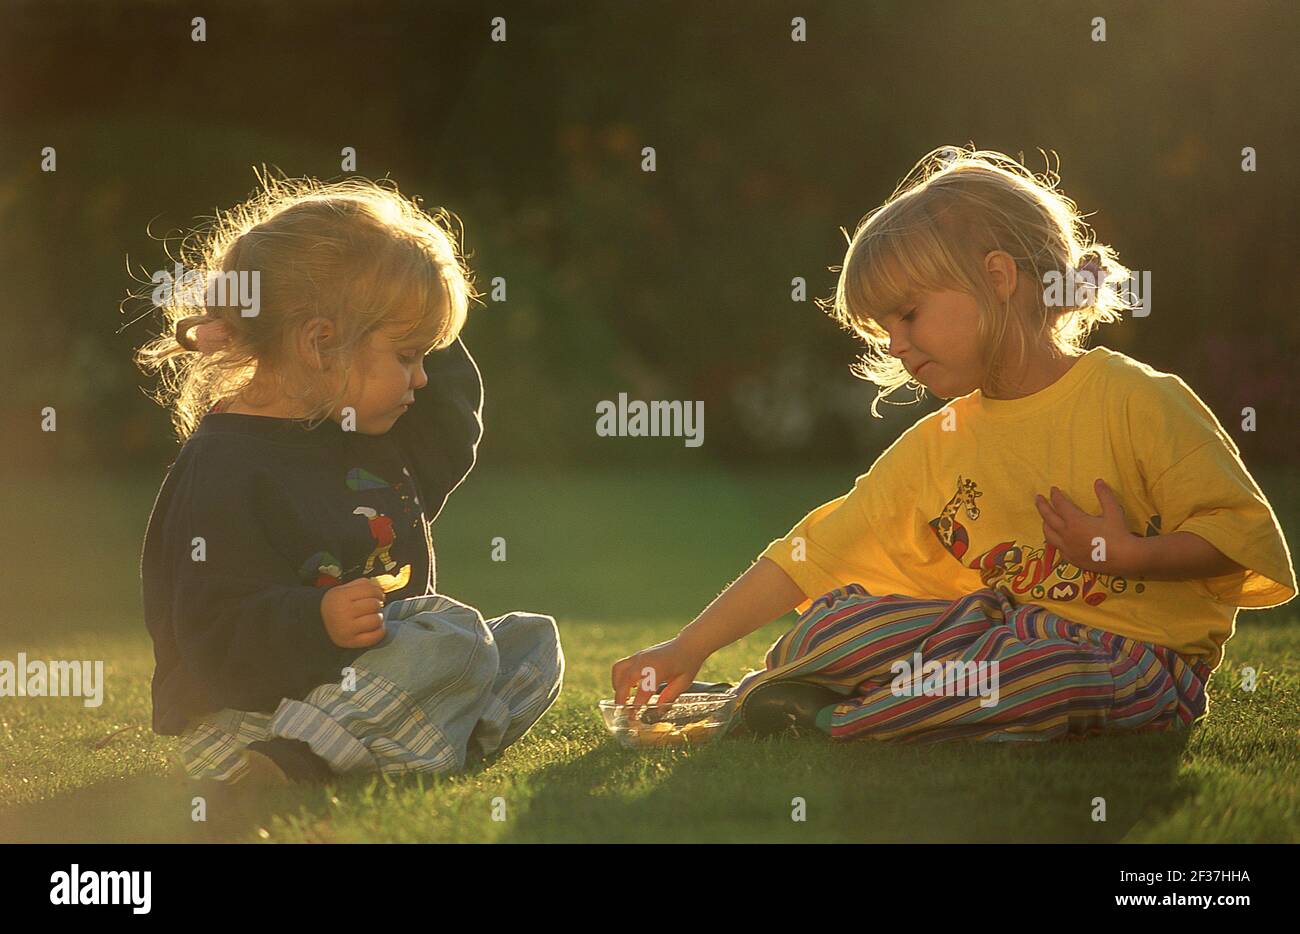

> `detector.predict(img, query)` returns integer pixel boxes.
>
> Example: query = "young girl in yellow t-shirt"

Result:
[611,146,1295,744]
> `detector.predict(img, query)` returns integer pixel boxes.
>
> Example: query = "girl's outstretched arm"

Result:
[678,558,805,658]
[611,557,804,707]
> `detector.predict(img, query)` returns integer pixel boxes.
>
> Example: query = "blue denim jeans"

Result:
[178,594,564,780]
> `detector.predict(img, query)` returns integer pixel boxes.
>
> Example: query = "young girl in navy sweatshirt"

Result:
[137,176,563,785]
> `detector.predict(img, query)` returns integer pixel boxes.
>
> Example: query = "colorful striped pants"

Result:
[732,585,1213,744]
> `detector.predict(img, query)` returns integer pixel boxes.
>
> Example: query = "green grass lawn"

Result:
[1,465,1296,843]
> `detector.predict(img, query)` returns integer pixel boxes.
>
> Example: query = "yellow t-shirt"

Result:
[758,347,1295,669]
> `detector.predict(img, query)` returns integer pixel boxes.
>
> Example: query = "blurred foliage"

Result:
[0,0,1296,477]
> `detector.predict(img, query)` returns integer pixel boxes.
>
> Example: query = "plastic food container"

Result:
[599,693,738,748]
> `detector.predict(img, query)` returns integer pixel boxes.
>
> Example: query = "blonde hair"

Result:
[823,145,1135,414]
[133,172,477,440]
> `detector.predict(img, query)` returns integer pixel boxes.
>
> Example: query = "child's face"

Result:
[874,250,1023,398]
[878,288,986,398]
[333,323,433,434]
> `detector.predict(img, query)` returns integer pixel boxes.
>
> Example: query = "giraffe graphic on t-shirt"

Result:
[929,476,983,559]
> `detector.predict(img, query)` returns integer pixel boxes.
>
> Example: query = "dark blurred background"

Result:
[1,0,1296,478]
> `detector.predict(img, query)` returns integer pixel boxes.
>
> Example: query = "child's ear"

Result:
[296,317,337,369]
[983,250,1019,302]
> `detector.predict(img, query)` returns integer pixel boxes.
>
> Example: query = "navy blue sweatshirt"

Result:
[141,338,483,736]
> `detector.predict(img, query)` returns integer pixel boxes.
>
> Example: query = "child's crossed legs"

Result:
[731,585,1211,744]
[179,594,564,782]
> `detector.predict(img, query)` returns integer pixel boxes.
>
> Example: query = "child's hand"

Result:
[611,638,706,709]
[320,577,388,648]
[1034,479,1141,576]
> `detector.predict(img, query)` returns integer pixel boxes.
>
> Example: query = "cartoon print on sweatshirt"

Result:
[353,505,397,573]
[297,466,424,592]
[927,474,1160,608]
[352,504,413,592]
[300,551,344,588]
[346,466,422,515]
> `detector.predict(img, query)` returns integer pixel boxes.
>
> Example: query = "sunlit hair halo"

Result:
[821,144,1136,414]
[132,171,478,440]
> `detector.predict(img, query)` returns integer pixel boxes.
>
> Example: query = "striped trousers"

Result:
[732,585,1212,744]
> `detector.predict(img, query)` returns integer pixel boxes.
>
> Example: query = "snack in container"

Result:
[599,692,737,748]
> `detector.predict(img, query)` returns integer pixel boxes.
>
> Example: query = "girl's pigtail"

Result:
[1072,249,1104,309]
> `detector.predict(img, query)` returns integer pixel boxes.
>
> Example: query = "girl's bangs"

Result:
[847,218,954,337]
[373,241,462,349]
